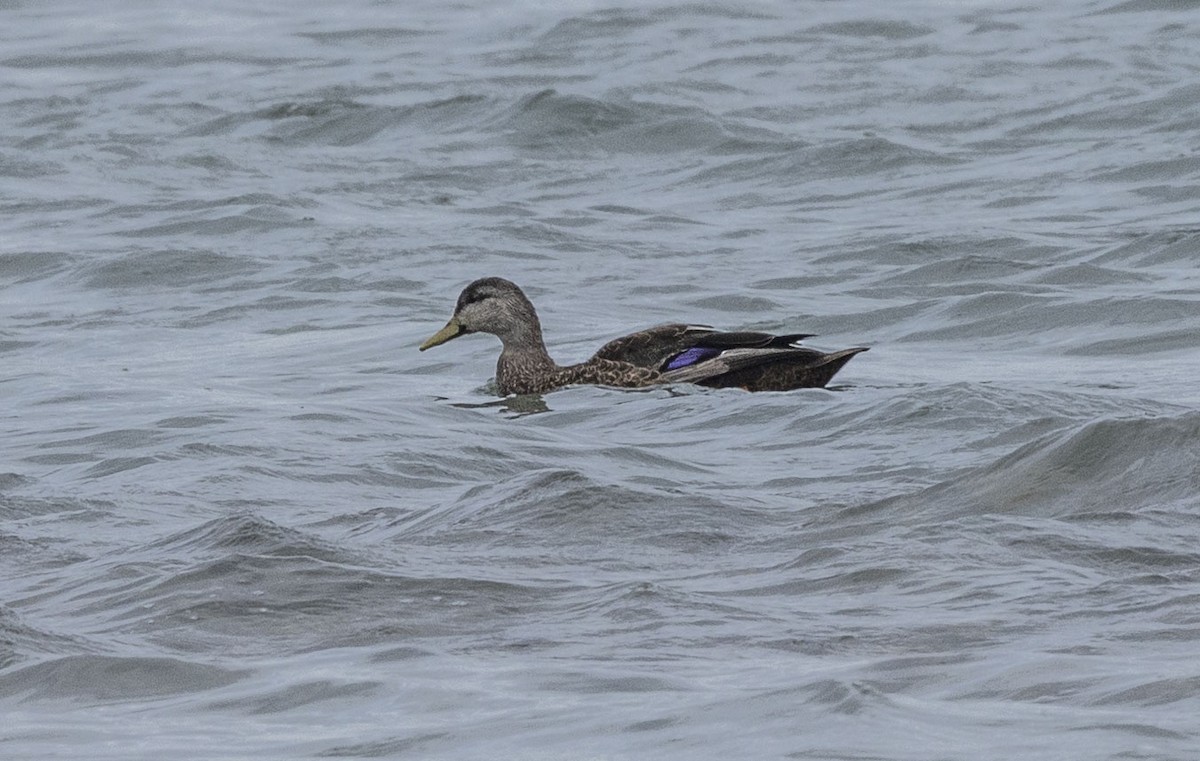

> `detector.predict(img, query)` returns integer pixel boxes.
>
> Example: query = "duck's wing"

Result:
[661,346,868,391]
[591,324,716,369]
[592,324,817,370]
[694,331,816,350]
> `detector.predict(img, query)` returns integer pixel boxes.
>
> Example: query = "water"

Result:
[3,1,1200,758]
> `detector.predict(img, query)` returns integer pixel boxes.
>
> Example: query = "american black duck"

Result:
[419,277,868,396]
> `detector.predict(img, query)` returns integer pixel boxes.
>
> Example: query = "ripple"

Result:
[0,655,246,701]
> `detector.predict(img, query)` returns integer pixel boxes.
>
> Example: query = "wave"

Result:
[391,467,754,554]
[845,412,1200,522]
[0,654,245,702]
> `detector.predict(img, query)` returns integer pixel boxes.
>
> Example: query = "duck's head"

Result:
[419,277,542,350]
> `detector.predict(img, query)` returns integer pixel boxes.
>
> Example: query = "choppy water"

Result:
[4,1,1200,758]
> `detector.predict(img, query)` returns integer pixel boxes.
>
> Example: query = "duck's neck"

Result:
[494,315,558,394]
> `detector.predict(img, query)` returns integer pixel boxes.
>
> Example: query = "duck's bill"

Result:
[419,317,464,350]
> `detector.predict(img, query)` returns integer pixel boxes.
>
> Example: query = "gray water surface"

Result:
[4,1,1200,759]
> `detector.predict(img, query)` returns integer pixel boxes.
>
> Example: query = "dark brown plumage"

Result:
[419,277,867,396]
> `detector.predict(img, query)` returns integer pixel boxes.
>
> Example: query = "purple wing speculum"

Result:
[664,347,722,371]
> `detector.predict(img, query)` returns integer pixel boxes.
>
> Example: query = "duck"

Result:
[419,277,867,396]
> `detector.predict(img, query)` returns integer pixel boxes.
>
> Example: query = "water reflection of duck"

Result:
[420,277,868,396]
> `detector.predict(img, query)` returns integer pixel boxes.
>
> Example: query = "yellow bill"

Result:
[419,317,464,351]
